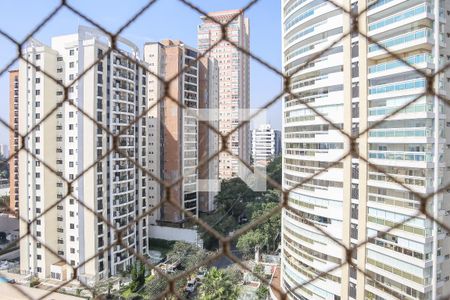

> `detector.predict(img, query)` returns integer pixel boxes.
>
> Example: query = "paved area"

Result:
[2,282,84,300]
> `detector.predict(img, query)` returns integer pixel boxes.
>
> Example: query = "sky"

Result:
[0,0,282,146]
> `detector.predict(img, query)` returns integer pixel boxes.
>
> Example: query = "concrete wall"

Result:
[149,225,202,246]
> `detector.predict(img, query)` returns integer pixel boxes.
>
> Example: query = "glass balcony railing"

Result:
[369,127,431,138]
[368,150,432,162]
[369,78,426,95]
[285,2,326,31]
[369,28,432,52]
[369,4,429,31]
[369,53,432,73]
[369,103,433,116]
[368,0,394,11]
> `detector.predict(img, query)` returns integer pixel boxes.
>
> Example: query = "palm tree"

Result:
[198,267,240,300]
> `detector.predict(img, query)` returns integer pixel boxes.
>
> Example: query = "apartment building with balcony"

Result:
[198,10,251,179]
[198,57,220,213]
[18,26,154,284]
[144,40,202,226]
[251,123,281,166]
[9,70,19,214]
[281,0,450,299]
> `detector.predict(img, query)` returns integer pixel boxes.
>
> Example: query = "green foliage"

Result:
[201,178,260,249]
[237,202,281,258]
[129,262,146,293]
[166,241,209,270]
[198,267,240,300]
[30,277,40,287]
[266,156,282,188]
[256,284,269,300]
[144,275,167,297]
[0,154,9,180]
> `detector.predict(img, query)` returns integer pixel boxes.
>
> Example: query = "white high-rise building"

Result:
[198,10,251,179]
[0,144,7,157]
[281,1,450,299]
[18,26,156,283]
[251,124,281,166]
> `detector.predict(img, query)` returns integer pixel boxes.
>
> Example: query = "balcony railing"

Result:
[369,28,432,53]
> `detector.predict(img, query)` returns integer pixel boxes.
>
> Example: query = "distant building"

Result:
[198,57,219,213]
[198,10,250,179]
[144,40,199,226]
[0,144,8,158]
[251,124,280,166]
[9,70,19,214]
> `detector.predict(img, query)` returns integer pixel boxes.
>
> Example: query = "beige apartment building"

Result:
[18,26,155,284]
[9,70,19,214]
[144,40,219,225]
[198,10,251,179]
[198,57,220,213]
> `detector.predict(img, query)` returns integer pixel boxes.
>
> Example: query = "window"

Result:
[37,267,42,273]
[35,102,40,107]
[35,78,40,84]
[69,111,74,118]
[35,90,40,95]
[70,224,75,229]
[69,49,75,56]
[37,255,42,260]
[36,54,40,60]
[69,62,74,68]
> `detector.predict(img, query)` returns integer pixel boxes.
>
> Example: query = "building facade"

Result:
[144,40,201,226]
[19,26,154,283]
[251,124,281,166]
[9,70,19,214]
[198,57,220,213]
[281,0,450,300]
[198,10,251,179]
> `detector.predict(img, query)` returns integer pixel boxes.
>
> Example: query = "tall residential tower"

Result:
[19,27,155,284]
[281,0,450,299]
[198,10,251,179]
[9,70,19,214]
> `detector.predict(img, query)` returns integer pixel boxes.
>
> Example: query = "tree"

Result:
[166,241,209,270]
[0,154,9,177]
[129,262,145,293]
[256,285,269,300]
[201,178,259,249]
[236,202,281,258]
[198,267,240,300]
[266,156,281,188]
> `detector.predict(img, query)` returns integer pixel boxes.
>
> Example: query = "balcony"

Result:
[369,78,426,96]
[368,28,434,59]
[368,150,431,162]
[368,4,430,32]
[368,53,432,76]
